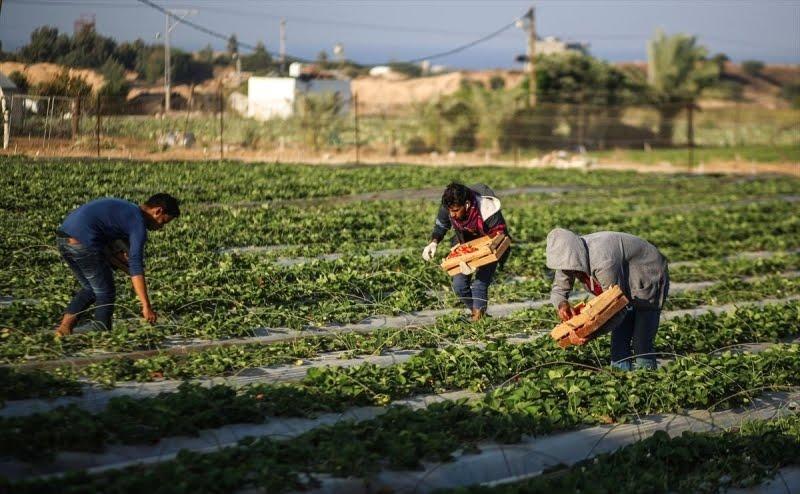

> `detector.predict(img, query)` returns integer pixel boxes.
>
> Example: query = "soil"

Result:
[3,138,797,177]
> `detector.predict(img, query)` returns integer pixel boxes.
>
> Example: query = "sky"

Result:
[1,0,798,69]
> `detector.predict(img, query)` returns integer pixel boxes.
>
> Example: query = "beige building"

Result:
[536,36,589,56]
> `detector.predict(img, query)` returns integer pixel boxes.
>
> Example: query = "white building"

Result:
[368,66,393,77]
[536,36,589,56]
[247,76,351,120]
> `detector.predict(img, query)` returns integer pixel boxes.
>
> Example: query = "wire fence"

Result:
[2,91,798,165]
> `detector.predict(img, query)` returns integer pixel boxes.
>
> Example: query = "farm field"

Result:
[1,156,800,492]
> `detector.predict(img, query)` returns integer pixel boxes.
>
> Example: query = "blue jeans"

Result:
[58,237,116,331]
[451,263,497,311]
[610,307,660,370]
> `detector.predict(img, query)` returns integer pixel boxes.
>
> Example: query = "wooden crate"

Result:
[440,234,511,276]
[550,285,629,348]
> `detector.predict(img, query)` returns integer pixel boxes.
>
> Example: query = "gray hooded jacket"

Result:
[546,228,669,310]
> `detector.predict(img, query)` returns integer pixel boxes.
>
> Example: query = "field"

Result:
[1,156,800,492]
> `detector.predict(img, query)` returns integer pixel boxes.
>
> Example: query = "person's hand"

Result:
[142,305,158,324]
[567,329,587,346]
[422,241,438,261]
[558,301,576,322]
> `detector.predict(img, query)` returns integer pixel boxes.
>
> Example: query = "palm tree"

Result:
[647,30,719,145]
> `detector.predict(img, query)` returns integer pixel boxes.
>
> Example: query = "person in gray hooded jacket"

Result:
[545,228,669,370]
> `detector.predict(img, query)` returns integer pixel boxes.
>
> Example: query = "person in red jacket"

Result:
[422,182,510,321]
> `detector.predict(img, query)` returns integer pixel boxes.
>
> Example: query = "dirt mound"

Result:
[0,62,107,91]
[352,70,525,114]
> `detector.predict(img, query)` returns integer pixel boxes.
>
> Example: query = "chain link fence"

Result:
[2,91,798,165]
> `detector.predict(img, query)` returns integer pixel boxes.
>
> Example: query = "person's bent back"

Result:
[546,228,669,370]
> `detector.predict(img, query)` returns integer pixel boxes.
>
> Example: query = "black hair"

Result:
[441,182,471,208]
[145,193,181,218]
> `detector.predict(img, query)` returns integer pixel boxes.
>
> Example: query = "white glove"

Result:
[459,261,475,275]
[422,241,438,261]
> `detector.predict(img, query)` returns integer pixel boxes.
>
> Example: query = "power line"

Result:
[134,0,527,67]
[170,4,491,38]
[399,15,524,65]
[135,0,252,51]
[8,0,784,52]
[9,0,526,65]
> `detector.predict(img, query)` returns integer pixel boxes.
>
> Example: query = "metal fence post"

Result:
[96,94,102,158]
[687,101,695,169]
[71,96,81,140]
[1,96,9,150]
[354,93,360,165]
[218,87,224,162]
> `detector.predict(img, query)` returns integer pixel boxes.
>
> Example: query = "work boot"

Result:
[471,307,485,322]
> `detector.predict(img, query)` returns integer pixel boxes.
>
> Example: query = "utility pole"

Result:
[279,18,287,75]
[526,7,536,107]
[164,12,170,112]
[162,9,197,113]
[354,93,360,165]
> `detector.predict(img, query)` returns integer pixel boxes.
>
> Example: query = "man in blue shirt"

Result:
[54,193,180,336]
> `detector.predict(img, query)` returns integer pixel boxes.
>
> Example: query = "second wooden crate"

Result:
[550,284,629,348]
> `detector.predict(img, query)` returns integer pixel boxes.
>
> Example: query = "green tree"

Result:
[143,49,165,84]
[98,59,131,112]
[197,44,214,64]
[61,25,117,68]
[646,30,720,145]
[780,82,800,109]
[19,26,71,63]
[34,69,92,98]
[411,96,477,153]
[227,35,239,57]
[115,39,147,71]
[742,60,765,77]
[294,92,345,150]
[461,82,525,152]
[316,50,329,68]
[711,53,729,74]
[8,71,30,93]
[535,52,644,148]
[241,42,272,72]
[489,75,506,91]
[143,49,212,84]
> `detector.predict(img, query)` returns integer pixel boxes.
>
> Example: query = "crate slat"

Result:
[550,285,629,348]
[441,234,510,276]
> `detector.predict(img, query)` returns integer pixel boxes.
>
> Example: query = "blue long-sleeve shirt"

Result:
[60,198,148,276]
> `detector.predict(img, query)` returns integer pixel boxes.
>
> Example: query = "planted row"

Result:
[6,344,800,492]
[1,302,797,460]
[3,244,799,365]
[440,413,800,494]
